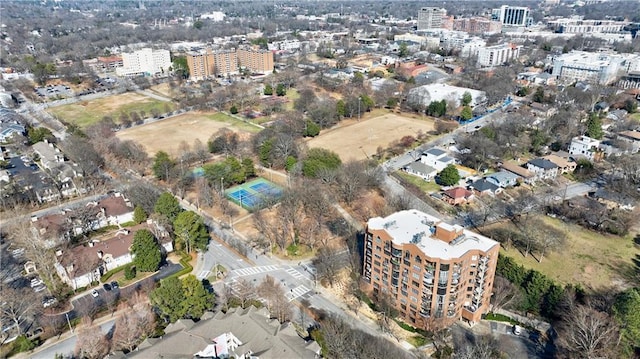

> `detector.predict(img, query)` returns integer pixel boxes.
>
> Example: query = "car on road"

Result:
[110,281,119,290]
[512,325,522,335]
[42,296,57,308]
[91,289,99,298]
[102,283,112,291]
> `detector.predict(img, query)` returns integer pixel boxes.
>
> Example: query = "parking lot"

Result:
[35,85,74,98]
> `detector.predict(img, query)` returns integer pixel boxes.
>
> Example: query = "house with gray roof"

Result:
[526,158,558,180]
[125,306,321,359]
[485,171,519,188]
[404,161,437,181]
[469,178,501,196]
[420,147,456,171]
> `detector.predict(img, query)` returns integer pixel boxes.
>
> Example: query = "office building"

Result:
[551,51,625,84]
[548,18,629,34]
[492,5,530,27]
[238,48,274,74]
[362,210,500,329]
[477,43,522,67]
[417,7,447,30]
[452,17,502,34]
[116,48,171,77]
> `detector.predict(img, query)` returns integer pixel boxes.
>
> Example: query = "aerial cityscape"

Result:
[0,0,639,358]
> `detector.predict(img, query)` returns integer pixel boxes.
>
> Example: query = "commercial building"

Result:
[548,18,629,34]
[551,51,625,84]
[417,7,447,30]
[477,43,522,67]
[492,5,530,27]
[238,48,274,74]
[452,17,502,34]
[115,48,171,77]
[362,210,500,328]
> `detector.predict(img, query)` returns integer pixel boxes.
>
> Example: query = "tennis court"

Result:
[225,178,283,210]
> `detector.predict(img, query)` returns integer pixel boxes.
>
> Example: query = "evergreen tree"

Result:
[437,164,461,186]
[586,112,604,139]
[131,229,163,272]
[133,206,147,224]
[173,211,209,253]
[154,192,182,222]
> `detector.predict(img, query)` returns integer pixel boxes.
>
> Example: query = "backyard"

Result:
[487,215,638,290]
[48,92,175,127]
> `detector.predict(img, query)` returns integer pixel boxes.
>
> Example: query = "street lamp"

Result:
[358,96,362,120]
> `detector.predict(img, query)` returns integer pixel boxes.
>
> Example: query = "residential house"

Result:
[442,187,474,205]
[618,130,640,153]
[31,212,77,245]
[32,141,82,199]
[526,158,558,180]
[500,162,535,184]
[529,102,557,118]
[589,189,636,211]
[469,178,501,196]
[485,171,520,188]
[126,306,321,358]
[93,193,134,227]
[568,135,602,161]
[404,161,438,181]
[0,123,25,142]
[543,154,576,174]
[420,148,456,172]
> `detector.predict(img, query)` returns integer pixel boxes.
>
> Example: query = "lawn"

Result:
[629,112,640,122]
[284,88,299,111]
[490,216,638,290]
[396,171,441,193]
[48,92,175,127]
[207,112,263,133]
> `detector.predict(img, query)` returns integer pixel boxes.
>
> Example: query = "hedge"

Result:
[100,263,132,283]
[165,251,193,280]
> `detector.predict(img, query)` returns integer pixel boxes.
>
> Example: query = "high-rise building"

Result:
[452,17,503,34]
[551,51,625,84]
[417,7,447,31]
[492,5,530,27]
[237,48,274,74]
[186,49,215,81]
[477,43,522,67]
[212,49,239,77]
[116,48,171,77]
[362,210,500,329]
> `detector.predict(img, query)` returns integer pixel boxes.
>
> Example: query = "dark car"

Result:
[102,283,112,291]
[110,281,119,290]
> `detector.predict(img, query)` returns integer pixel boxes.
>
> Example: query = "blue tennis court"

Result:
[225,178,283,210]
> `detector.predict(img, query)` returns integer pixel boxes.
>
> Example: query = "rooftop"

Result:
[528,158,558,170]
[367,209,498,260]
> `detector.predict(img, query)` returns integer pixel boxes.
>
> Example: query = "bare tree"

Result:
[113,301,155,353]
[490,275,519,313]
[557,301,620,359]
[233,278,256,308]
[0,287,39,335]
[535,222,567,262]
[192,138,209,165]
[313,246,343,287]
[456,335,502,359]
[74,317,111,359]
[257,275,291,323]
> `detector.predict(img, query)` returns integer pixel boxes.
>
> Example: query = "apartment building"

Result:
[452,17,502,34]
[551,51,625,84]
[477,43,522,67]
[362,210,500,328]
[492,5,530,27]
[238,48,274,74]
[212,49,239,77]
[186,49,216,80]
[115,48,171,77]
[417,7,447,31]
[548,19,629,34]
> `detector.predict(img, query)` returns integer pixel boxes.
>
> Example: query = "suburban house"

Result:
[32,141,82,198]
[124,306,321,359]
[404,161,437,181]
[0,169,10,182]
[618,130,640,153]
[31,211,78,246]
[420,147,456,172]
[589,189,636,211]
[568,135,603,161]
[469,178,501,196]
[500,162,535,184]
[526,158,558,180]
[529,102,557,118]
[442,187,474,205]
[485,171,520,188]
[543,154,576,174]
[0,108,26,142]
[92,193,134,227]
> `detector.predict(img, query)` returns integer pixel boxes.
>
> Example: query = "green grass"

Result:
[396,171,441,193]
[629,113,640,121]
[207,112,262,133]
[49,93,175,128]
[492,216,638,290]
[284,88,299,111]
[484,313,519,325]
[407,335,429,348]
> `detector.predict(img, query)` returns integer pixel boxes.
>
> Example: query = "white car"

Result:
[513,325,522,335]
[91,289,99,298]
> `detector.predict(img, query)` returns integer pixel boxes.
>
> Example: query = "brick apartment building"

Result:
[362,209,500,329]
[238,48,274,74]
[186,47,273,80]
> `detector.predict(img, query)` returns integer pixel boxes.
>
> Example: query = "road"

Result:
[28,319,116,359]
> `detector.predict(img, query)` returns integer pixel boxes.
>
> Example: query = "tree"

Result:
[398,42,409,58]
[533,87,545,103]
[131,229,163,272]
[180,275,215,319]
[276,83,286,96]
[113,301,155,353]
[150,277,184,323]
[490,276,519,313]
[241,158,256,179]
[27,126,53,144]
[257,275,291,323]
[461,91,473,107]
[586,112,604,139]
[152,151,176,181]
[0,287,38,335]
[460,105,473,120]
[557,300,620,359]
[74,318,110,359]
[264,83,273,95]
[154,192,182,222]
[133,205,147,224]
[302,148,342,178]
[303,120,321,137]
[230,105,238,114]
[62,134,104,178]
[437,164,461,186]
[623,98,637,113]
[126,182,161,214]
[173,211,210,253]
[613,288,640,355]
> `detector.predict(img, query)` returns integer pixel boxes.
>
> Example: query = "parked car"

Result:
[91,289,99,298]
[110,281,119,290]
[102,283,112,291]
[42,297,57,308]
[513,325,522,335]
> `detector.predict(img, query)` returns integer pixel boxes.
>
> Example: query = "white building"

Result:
[460,38,487,58]
[417,7,447,30]
[548,18,630,34]
[492,5,530,27]
[420,147,456,172]
[569,135,601,161]
[408,84,487,108]
[200,11,225,22]
[116,48,172,77]
[477,43,522,67]
[551,51,625,84]
[267,39,301,51]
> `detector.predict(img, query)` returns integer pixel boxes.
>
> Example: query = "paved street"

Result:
[28,319,116,359]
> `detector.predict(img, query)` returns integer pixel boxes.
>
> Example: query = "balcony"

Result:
[463,305,478,313]
[420,311,430,318]
[392,272,400,279]
[391,258,400,265]
[447,310,456,317]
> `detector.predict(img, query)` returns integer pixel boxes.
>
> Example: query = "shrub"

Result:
[230,105,238,114]
[124,265,137,280]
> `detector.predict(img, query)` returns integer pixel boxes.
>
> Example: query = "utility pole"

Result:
[66,312,73,333]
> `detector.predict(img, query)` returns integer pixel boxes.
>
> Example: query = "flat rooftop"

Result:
[368,209,498,260]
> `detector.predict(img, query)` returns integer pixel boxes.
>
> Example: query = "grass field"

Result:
[396,171,441,193]
[307,111,435,161]
[490,216,638,290]
[116,111,256,156]
[48,92,175,127]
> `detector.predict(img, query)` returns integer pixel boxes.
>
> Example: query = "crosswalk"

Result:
[285,266,305,279]
[231,265,279,277]
[196,270,211,280]
[285,285,312,302]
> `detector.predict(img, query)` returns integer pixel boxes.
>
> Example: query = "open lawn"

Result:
[307,111,435,161]
[490,216,638,290]
[284,88,299,111]
[48,92,175,127]
[396,171,441,193]
[116,111,256,156]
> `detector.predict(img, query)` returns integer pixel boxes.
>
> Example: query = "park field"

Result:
[48,92,175,128]
[487,216,638,290]
[116,111,259,156]
[306,110,435,161]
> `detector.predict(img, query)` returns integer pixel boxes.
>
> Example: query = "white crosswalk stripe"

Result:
[197,270,210,280]
[231,265,280,277]
[285,267,305,279]
[285,285,311,302]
